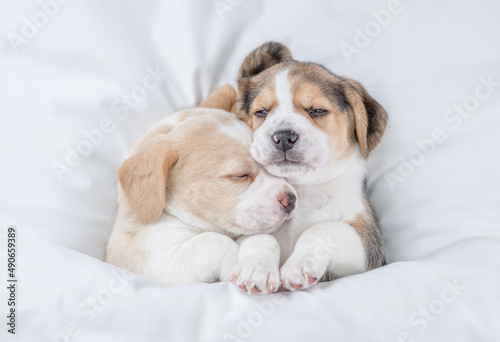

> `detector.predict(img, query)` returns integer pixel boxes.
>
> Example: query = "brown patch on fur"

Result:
[167,124,258,226]
[289,76,354,161]
[348,210,385,269]
[236,42,293,122]
[237,61,359,162]
[342,79,388,158]
[119,111,261,228]
[236,64,288,122]
[238,42,293,80]
[128,123,175,157]
[233,42,388,273]
[118,135,178,224]
[235,43,387,159]
[178,110,229,125]
[243,78,280,130]
[199,84,237,113]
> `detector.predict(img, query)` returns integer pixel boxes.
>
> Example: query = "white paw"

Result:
[280,254,327,291]
[230,260,280,295]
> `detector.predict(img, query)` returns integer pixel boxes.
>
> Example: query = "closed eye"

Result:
[228,174,251,181]
[254,109,268,118]
[307,108,330,117]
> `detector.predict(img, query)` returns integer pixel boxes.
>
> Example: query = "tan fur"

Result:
[117,83,241,225]
[289,77,354,162]
[117,113,257,225]
[231,42,388,283]
[240,64,358,163]
[199,84,237,113]
[165,119,258,226]
[245,79,280,129]
[107,107,297,286]
[347,201,384,270]
[118,136,178,224]
[342,79,388,158]
[235,55,387,159]
[107,111,251,274]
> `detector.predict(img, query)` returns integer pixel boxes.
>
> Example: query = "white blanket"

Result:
[1,1,499,341]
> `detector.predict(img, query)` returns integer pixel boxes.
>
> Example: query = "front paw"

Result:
[230,260,280,295]
[280,255,327,291]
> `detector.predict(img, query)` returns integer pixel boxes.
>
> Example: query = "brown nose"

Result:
[279,193,296,214]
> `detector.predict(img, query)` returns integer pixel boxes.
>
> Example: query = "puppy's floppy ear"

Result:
[198,84,236,113]
[118,137,177,223]
[238,42,293,81]
[343,79,388,158]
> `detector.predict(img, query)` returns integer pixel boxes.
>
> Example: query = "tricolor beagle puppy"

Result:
[232,42,388,291]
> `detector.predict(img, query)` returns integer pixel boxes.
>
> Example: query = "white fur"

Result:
[144,215,238,285]
[219,119,253,147]
[107,108,295,293]
[250,70,331,178]
[250,70,369,290]
[231,234,281,294]
[235,169,296,234]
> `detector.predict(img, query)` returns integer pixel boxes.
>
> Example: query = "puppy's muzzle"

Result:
[279,192,296,214]
[272,130,299,152]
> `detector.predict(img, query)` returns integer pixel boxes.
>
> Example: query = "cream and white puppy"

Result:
[106,87,297,294]
[233,42,388,291]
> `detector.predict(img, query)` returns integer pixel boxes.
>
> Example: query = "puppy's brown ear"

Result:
[236,42,293,122]
[344,79,388,158]
[118,137,177,223]
[238,42,293,81]
[198,84,236,113]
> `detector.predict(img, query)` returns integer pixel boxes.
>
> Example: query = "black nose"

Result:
[280,192,296,214]
[272,130,299,152]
